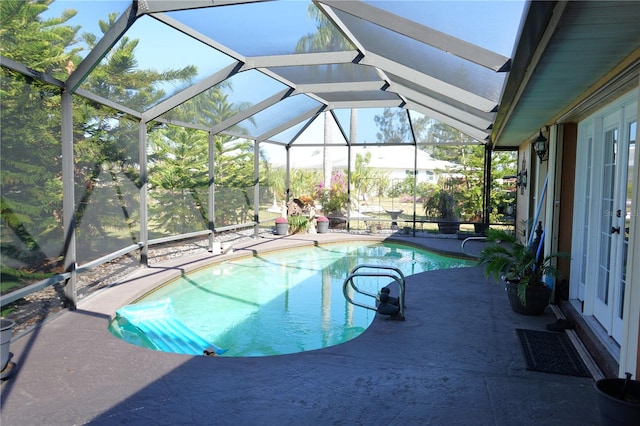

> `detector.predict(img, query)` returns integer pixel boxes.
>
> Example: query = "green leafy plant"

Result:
[287,215,309,234]
[424,189,459,220]
[477,228,566,304]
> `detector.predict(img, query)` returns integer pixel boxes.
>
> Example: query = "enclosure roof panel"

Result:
[165,1,355,57]
[30,0,528,145]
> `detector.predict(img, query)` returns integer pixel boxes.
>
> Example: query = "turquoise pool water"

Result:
[110,241,472,357]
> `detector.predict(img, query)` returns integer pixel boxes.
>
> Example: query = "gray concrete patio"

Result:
[1,233,600,425]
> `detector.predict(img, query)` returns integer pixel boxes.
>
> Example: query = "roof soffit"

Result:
[493,1,640,147]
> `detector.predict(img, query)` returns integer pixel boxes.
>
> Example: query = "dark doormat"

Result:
[516,328,591,378]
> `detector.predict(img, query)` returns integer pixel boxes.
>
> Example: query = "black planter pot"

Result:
[505,280,551,316]
[473,222,489,235]
[437,220,460,234]
[595,378,640,426]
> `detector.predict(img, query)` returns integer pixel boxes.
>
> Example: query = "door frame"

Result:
[570,90,638,355]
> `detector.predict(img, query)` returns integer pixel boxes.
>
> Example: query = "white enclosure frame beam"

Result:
[208,131,216,251]
[209,88,294,135]
[404,101,489,142]
[0,56,65,88]
[365,54,498,113]
[244,51,361,69]
[67,4,138,93]
[392,83,493,130]
[256,106,326,142]
[253,140,261,237]
[297,81,386,94]
[329,99,402,110]
[142,62,244,121]
[139,121,149,266]
[140,0,270,15]
[61,90,77,309]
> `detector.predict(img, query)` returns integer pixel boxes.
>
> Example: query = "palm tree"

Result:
[296,4,356,187]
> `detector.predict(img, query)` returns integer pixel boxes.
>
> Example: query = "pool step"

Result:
[116,298,227,356]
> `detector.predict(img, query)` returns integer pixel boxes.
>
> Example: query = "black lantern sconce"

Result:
[533,128,548,162]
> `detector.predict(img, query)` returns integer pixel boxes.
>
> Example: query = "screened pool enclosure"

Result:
[1,0,525,309]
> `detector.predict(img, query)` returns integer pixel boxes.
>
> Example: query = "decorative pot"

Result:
[505,280,551,316]
[473,222,489,235]
[1,318,15,371]
[437,220,460,234]
[594,377,640,426]
[316,217,329,234]
[275,219,288,236]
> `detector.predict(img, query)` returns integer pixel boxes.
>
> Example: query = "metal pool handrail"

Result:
[342,264,406,320]
[461,236,487,258]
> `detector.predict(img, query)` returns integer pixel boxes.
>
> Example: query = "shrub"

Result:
[287,215,309,234]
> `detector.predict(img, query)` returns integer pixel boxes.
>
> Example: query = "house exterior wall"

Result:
[389,169,437,185]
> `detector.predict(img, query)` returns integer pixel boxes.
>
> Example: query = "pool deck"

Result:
[1,233,600,425]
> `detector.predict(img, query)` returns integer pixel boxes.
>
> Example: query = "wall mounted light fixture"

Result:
[533,129,548,162]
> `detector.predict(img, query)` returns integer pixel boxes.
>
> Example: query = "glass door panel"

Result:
[578,135,593,301]
[594,125,618,331]
[612,120,636,341]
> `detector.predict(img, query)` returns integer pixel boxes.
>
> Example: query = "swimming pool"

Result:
[110,241,472,357]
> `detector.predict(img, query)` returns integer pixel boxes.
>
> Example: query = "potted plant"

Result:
[477,228,565,315]
[314,172,349,224]
[287,215,309,234]
[316,216,329,234]
[274,217,288,236]
[424,189,460,234]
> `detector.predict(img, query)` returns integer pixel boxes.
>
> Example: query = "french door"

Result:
[593,111,636,343]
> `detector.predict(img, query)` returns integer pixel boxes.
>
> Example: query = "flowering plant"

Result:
[298,195,314,208]
[314,171,348,215]
[275,217,288,224]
